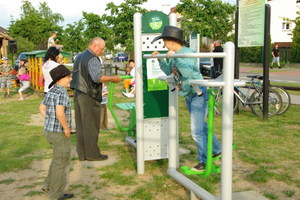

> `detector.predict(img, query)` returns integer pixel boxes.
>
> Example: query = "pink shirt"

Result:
[18,73,30,81]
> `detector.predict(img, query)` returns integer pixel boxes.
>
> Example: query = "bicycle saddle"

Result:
[246,75,263,80]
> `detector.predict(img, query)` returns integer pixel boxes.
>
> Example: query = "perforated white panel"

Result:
[142,34,168,52]
[143,118,169,160]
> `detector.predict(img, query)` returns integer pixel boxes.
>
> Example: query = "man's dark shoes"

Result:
[57,193,74,199]
[191,163,205,172]
[42,188,49,193]
[86,154,108,161]
[270,66,273,69]
[212,152,221,158]
[279,67,281,69]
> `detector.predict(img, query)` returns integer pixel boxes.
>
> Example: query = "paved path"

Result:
[239,67,300,76]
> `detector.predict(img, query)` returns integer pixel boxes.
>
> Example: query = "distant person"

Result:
[47,31,64,50]
[122,59,135,98]
[70,37,122,161]
[0,57,13,98]
[42,47,63,95]
[271,44,281,69]
[151,26,221,172]
[100,82,109,131]
[210,40,223,78]
[18,55,29,72]
[39,65,77,200]
[16,67,30,100]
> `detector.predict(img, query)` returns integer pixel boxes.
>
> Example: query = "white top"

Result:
[42,60,60,92]
[47,37,54,49]
[130,66,135,84]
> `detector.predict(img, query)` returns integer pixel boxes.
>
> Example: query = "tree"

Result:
[8,0,64,51]
[12,36,35,54]
[103,0,148,53]
[283,11,300,63]
[175,0,236,43]
[62,20,86,53]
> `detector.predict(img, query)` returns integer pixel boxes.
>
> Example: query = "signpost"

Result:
[237,0,271,120]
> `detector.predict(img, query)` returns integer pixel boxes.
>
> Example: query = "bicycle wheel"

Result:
[270,86,291,115]
[249,88,282,117]
[214,88,238,116]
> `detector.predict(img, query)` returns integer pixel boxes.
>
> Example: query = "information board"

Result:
[238,0,265,47]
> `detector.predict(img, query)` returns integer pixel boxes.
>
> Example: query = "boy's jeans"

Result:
[185,92,222,164]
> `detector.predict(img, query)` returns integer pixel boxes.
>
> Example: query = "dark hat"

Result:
[48,65,78,89]
[151,26,186,45]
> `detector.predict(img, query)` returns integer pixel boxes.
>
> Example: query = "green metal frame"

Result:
[180,88,236,178]
[108,75,136,135]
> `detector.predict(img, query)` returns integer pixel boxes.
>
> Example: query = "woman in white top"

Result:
[42,47,63,94]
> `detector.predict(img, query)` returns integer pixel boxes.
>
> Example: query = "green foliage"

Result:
[8,0,64,50]
[284,190,295,197]
[263,191,278,199]
[103,0,148,53]
[23,190,44,197]
[0,178,16,185]
[239,46,263,63]
[282,10,300,63]
[62,20,86,52]
[175,0,236,42]
[11,36,35,54]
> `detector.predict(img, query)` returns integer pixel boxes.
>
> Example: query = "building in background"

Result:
[0,26,13,60]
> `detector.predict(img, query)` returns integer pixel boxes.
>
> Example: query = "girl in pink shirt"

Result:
[17,67,30,100]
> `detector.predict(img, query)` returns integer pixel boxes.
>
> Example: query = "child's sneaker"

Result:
[3,93,7,97]
[128,93,134,98]
[7,95,11,98]
[122,92,129,97]
[191,163,206,172]
[19,98,24,101]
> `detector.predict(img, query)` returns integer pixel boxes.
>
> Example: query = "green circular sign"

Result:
[149,15,163,30]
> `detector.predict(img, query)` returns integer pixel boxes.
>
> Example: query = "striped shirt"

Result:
[87,48,102,83]
[42,84,72,133]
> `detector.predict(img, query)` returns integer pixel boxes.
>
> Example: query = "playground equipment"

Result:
[23,50,70,91]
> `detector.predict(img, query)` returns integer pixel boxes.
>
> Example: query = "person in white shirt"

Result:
[47,31,64,50]
[42,47,63,94]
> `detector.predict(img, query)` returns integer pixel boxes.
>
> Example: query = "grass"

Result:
[0,82,299,199]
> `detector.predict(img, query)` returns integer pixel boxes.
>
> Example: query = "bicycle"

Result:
[251,75,291,115]
[213,75,283,117]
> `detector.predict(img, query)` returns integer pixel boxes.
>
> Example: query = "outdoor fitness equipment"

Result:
[109,11,247,200]
[144,40,246,199]
[180,88,222,178]
[108,76,136,140]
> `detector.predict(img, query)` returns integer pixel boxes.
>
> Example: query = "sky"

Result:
[0,0,236,30]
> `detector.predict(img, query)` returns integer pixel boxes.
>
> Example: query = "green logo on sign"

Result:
[149,15,163,30]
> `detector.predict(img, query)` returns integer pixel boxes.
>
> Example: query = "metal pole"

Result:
[220,42,235,200]
[263,4,271,120]
[134,12,145,174]
[169,13,179,168]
